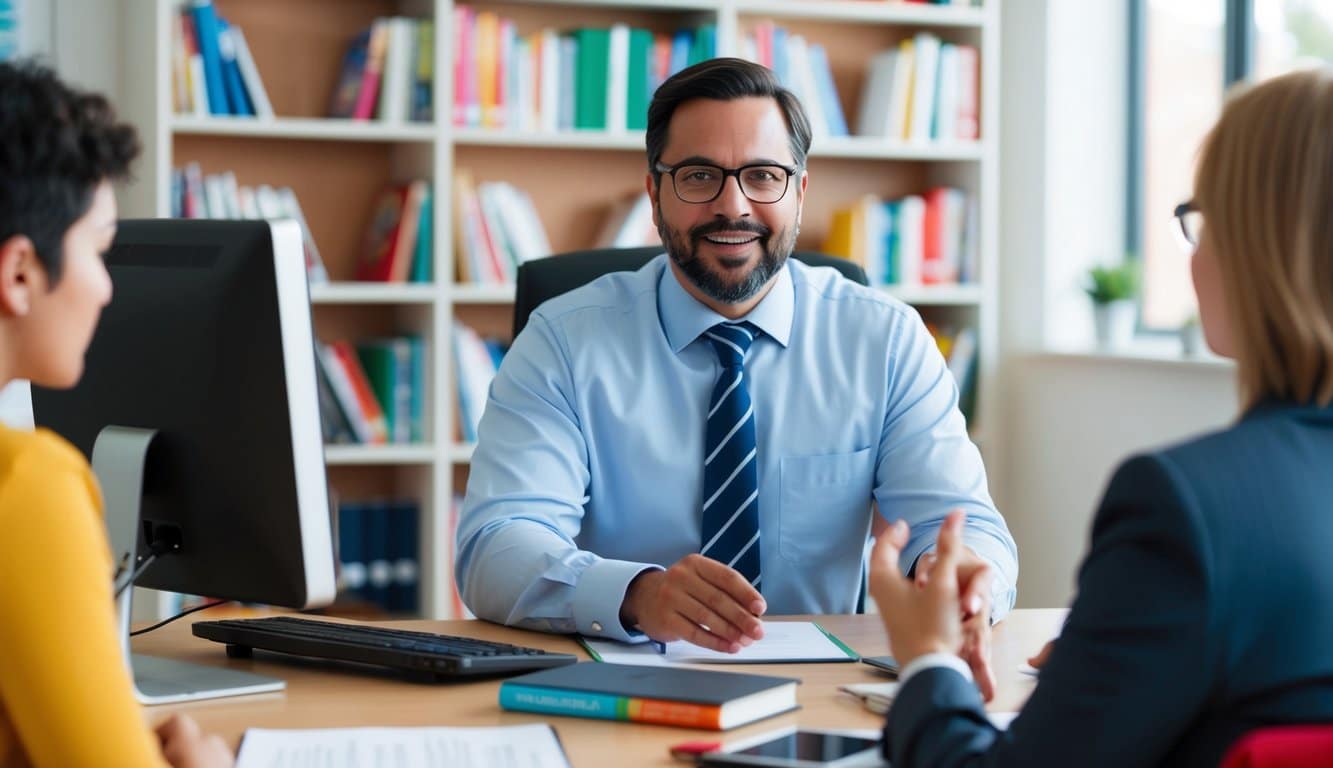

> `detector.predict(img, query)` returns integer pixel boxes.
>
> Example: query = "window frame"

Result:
[1125,0,1255,334]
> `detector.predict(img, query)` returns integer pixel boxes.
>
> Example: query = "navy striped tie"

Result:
[700,322,761,590]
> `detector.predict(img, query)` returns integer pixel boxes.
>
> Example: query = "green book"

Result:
[410,186,433,284]
[626,28,653,131]
[574,28,610,130]
[355,342,400,443]
[688,24,715,67]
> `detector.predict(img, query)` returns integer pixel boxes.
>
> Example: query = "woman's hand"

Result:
[156,714,234,768]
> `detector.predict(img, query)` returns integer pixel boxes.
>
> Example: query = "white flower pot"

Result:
[1092,300,1137,349]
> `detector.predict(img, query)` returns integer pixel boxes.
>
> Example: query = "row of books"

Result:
[336,499,420,614]
[739,24,847,138]
[452,172,551,285]
[452,323,507,444]
[822,187,978,287]
[330,17,435,123]
[452,7,716,132]
[316,337,426,446]
[357,181,434,284]
[857,33,980,142]
[170,163,327,282]
[170,0,272,118]
[930,325,979,423]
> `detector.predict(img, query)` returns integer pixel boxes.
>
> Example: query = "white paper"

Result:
[235,723,571,768]
[583,621,854,666]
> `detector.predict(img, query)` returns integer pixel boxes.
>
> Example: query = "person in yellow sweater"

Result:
[0,61,232,768]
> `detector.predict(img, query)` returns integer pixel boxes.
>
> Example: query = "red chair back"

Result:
[1221,726,1333,768]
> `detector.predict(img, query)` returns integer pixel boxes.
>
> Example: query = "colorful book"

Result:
[189,0,229,114]
[573,27,610,130]
[356,185,410,282]
[352,19,390,120]
[499,663,798,731]
[329,29,370,118]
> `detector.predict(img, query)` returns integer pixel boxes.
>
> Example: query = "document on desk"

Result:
[581,621,857,666]
[235,722,571,768]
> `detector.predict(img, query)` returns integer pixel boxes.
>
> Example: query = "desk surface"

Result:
[133,610,1064,766]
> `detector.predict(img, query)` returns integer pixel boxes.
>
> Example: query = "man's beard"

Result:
[657,209,796,305]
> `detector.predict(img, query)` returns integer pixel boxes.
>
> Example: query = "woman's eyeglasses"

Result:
[1173,200,1203,252]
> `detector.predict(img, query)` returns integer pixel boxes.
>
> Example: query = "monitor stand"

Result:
[92,426,285,704]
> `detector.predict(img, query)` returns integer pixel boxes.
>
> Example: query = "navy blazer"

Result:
[886,402,1333,768]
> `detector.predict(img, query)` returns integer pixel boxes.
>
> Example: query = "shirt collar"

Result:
[658,254,795,353]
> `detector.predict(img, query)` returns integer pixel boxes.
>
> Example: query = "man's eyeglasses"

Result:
[1173,200,1203,251]
[654,162,799,205]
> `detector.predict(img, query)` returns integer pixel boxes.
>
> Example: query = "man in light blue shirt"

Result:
[456,58,1016,697]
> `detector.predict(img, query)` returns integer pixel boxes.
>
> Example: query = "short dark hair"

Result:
[0,59,140,284]
[646,57,812,179]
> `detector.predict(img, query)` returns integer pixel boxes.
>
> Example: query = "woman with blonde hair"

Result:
[869,67,1333,768]
[0,60,233,767]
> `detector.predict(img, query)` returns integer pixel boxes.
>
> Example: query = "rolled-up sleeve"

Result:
[454,313,660,641]
[873,311,1018,620]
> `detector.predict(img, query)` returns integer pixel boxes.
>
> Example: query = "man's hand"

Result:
[156,714,234,768]
[915,544,996,702]
[868,511,966,666]
[620,555,766,653]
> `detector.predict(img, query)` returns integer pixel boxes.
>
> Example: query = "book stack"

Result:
[171,0,272,118]
[452,322,507,444]
[328,17,435,123]
[822,187,977,286]
[336,499,420,614]
[316,337,426,446]
[500,663,799,730]
[452,6,716,132]
[356,181,434,284]
[740,23,848,138]
[452,172,551,285]
[857,33,980,143]
[171,162,327,283]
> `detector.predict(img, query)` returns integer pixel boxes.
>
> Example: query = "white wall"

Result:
[996,0,1241,607]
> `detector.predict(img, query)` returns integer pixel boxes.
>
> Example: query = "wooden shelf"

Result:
[324,445,437,466]
[451,284,517,304]
[733,0,987,27]
[310,283,437,305]
[170,116,436,142]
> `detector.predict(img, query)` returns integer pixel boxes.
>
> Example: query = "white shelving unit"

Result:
[121,0,999,620]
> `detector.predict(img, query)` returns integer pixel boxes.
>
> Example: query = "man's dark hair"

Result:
[0,59,140,284]
[646,57,812,179]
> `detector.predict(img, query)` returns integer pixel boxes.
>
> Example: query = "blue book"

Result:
[807,44,848,137]
[388,500,419,613]
[362,500,393,611]
[217,18,255,116]
[189,0,230,115]
[407,337,425,442]
[770,27,789,89]
[337,503,367,602]
[668,30,691,77]
[329,29,370,118]
[883,201,901,284]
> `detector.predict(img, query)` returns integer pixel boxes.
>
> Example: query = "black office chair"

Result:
[512,246,869,337]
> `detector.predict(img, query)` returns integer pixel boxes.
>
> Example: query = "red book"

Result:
[331,341,388,444]
[356,185,409,282]
[352,19,389,120]
[921,187,946,284]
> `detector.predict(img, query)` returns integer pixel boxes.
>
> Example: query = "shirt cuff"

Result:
[571,558,663,642]
[898,652,973,688]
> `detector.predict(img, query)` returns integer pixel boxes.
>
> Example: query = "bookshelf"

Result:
[121,0,999,620]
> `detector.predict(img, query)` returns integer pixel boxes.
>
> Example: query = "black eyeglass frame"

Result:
[1173,199,1201,247]
[653,161,801,205]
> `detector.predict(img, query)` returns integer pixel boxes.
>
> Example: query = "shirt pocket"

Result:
[777,447,876,564]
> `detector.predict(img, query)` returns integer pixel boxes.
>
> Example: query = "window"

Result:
[1128,0,1333,331]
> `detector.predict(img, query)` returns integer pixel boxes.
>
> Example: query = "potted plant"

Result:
[1084,262,1139,348]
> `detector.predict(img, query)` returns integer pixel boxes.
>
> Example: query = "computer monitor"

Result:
[31,218,336,704]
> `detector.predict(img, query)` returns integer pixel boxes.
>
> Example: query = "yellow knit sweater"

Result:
[0,424,167,767]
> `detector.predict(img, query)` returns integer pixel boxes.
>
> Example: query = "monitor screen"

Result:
[32,218,336,610]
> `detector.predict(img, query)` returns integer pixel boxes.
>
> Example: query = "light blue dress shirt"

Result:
[456,255,1017,642]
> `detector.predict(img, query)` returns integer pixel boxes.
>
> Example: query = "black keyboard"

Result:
[192,616,579,679]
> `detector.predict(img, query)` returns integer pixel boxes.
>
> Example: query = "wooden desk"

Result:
[133,610,1064,766]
